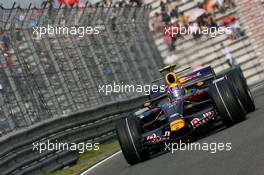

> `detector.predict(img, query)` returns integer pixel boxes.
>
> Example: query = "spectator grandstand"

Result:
[146,0,264,87]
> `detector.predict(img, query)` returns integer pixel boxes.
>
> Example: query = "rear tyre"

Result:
[225,68,255,113]
[116,116,147,165]
[209,78,246,127]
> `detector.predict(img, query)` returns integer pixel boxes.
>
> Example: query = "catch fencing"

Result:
[0,2,163,134]
[0,2,164,174]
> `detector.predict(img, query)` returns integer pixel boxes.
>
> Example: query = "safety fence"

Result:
[0,2,163,135]
[0,96,147,175]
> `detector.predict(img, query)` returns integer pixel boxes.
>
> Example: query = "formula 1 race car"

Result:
[116,64,255,165]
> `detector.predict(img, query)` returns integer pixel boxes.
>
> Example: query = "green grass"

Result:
[45,139,120,175]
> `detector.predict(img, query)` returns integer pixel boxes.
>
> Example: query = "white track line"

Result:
[80,150,122,175]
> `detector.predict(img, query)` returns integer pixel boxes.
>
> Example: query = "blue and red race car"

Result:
[116,64,255,165]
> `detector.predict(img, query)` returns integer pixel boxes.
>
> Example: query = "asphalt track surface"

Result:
[84,87,264,175]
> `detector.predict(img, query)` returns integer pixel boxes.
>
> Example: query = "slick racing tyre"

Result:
[209,77,246,127]
[226,68,255,113]
[116,116,147,165]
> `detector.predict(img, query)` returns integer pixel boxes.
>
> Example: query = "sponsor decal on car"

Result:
[191,111,214,127]
[146,131,171,143]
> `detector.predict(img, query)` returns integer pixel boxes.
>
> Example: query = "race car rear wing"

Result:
[180,66,216,88]
[183,74,215,88]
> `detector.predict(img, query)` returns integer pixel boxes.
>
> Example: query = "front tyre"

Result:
[116,116,147,165]
[209,78,246,127]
